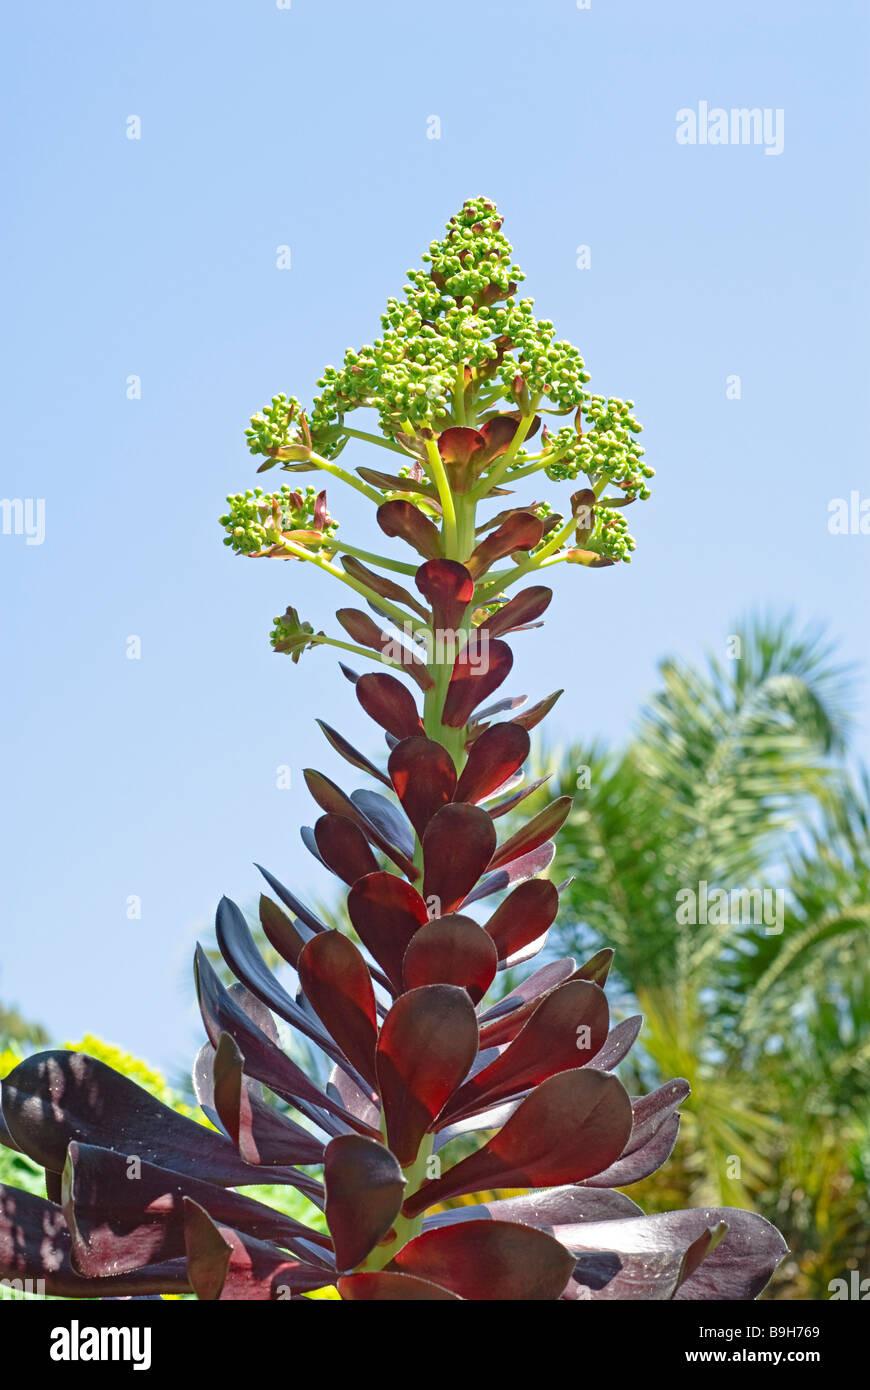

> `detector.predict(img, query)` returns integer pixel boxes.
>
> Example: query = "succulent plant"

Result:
[0,198,786,1301]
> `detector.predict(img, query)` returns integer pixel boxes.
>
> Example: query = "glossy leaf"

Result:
[356,671,424,741]
[377,500,444,560]
[402,915,498,1003]
[376,986,478,1165]
[338,1271,460,1300]
[347,872,429,992]
[422,803,497,914]
[324,1135,406,1271]
[388,736,457,838]
[442,638,514,728]
[404,1068,632,1217]
[454,722,530,805]
[465,513,544,579]
[298,931,379,1087]
[487,796,573,872]
[484,878,560,962]
[415,558,475,632]
[394,1219,574,1300]
[314,814,379,886]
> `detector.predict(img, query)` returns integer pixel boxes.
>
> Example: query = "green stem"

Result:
[339,426,408,457]
[277,539,426,632]
[423,438,458,554]
[334,540,419,576]
[470,396,542,499]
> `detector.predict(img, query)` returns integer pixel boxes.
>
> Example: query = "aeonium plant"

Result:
[0,198,786,1301]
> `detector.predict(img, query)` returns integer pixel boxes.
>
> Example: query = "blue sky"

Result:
[1,0,867,1073]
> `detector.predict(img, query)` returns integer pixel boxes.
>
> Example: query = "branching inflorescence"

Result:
[0,199,785,1300]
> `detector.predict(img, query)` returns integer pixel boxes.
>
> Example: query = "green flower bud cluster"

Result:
[270,606,321,662]
[219,486,337,557]
[543,397,652,501]
[245,394,307,459]
[496,300,591,410]
[589,507,636,563]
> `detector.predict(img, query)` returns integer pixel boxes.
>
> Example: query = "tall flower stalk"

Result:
[0,199,786,1300]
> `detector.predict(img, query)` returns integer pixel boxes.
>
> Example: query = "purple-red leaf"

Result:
[356,671,424,741]
[442,980,610,1121]
[462,841,556,905]
[388,736,457,839]
[394,1219,574,1300]
[442,639,513,728]
[314,814,379,887]
[480,586,553,638]
[511,689,563,732]
[377,500,444,560]
[484,878,559,962]
[324,1135,406,1271]
[208,1034,325,1166]
[347,872,429,992]
[415,559,475,631]
[303,767,418,878]
[487,796,572,872]
[454,723,530,805]
[376,986,478,1166]
[339,1270,461,1300]
[466,513,544,580]
[422,804,497,914]
[403,1068,632,1217]
[297,931,379,1087]
[402,915,498,1004]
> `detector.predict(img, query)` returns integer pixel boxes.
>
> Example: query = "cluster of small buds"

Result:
[219,485,337,557]
[542,398,652,501]
[497,300,592,411]
[245,394,307,459]
[589,507,637,563]
[270,605,321,661]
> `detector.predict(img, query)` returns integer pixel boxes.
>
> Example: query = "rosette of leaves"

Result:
[0,199,786,1301]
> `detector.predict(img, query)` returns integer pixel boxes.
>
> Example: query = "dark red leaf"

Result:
[336,609,433,691]
[350,789,415,860]
[207,1034,325,1166]
[422,804,497,914]
[388,736,457,839]
[581,1112,681,1188]
[511,689,563,732]
[462,841,556,905]
[587,1015,643,1071]
[377,500,444,560]
[316,720,392,790]
[63,1142,329,1278]
[394,1219,574,1300]
[324,1135,406,1271]
[356,671,424,741]
[376,986,478,1165]
[356,467,439,501]
[183,1203,333,1301]
[484,878,559,962]
[340,555,430,620]
[298,931,379,1087]
[0,1185,189,1298]
[347,873,429,992]
[466,513,544,580]
[436,427,487,493]
[303,767,418,879]
[454,723,530,805]
[487,796,573,872]
[314,814,379,887]
[403,1068,633,1218]
[1,1049,303,1190]
[442,639,514,728]
[402,915,498,1004]
[195,947,376,1142]
[480,586,553,639]
[442,980,610,1120]
[256,865,328,936]
[338,1271,461,1300]
[415,558,475,631]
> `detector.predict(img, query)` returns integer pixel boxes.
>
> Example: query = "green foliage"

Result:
[548,614,869,1298]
